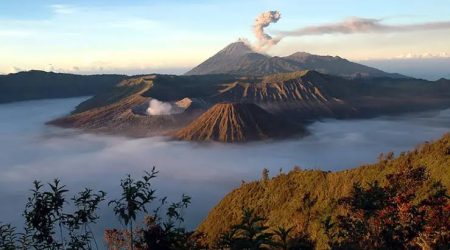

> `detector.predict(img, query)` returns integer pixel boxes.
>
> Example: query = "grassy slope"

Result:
[198,133,450,248]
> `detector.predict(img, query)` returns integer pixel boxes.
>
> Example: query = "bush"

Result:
[326,166,450,249]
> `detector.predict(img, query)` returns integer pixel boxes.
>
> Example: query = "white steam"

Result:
[146,99,183,116]
[253,11,282,51]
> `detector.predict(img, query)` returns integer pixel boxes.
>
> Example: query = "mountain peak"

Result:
[172,103,303,142]
[217,41,255,57]
[288,52,313,58]
[184,41,260,75]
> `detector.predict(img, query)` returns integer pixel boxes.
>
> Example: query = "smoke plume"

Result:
[250,11,450,50]
[146,99,183,116]
[253,11,281,50]
[279,17,450,37]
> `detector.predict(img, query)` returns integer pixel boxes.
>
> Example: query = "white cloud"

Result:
[394,52,450,59]
[357,52,450,60]
[50,4,77,15]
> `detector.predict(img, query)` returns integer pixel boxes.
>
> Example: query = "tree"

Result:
[108,167,158,250]
[0,223,17,250]
[65,189,106,249]
[105,194,203,250]
[262,168,270,182]
[23,180,68,249]
[0,179,106,250]
[216,208,316,250]
[217,208,273,249]
[272,226,292,250]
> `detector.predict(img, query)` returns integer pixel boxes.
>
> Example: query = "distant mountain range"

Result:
[185,41,406,79]
[0,70,127,104]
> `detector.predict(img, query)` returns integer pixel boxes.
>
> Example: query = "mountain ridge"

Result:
[0,70,127,104]
[185,41,406,79]
[50,70,450,140]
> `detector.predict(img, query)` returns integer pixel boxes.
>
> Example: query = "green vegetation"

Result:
[1,179,106,249]
[0,134,449,249]
[198,133,450,249]
[108,168,158,250]
[0,169,196,250]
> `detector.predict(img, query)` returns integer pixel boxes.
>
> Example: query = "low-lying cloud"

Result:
[1,98,450,232]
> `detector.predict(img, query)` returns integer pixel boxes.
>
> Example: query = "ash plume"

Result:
[253,11,281,51]
[249,12,450,50]
[278,17,450,37]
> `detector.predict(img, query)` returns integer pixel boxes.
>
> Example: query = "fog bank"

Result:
[0,97,449,239]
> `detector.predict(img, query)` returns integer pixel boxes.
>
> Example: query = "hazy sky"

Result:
[1,0,450,76]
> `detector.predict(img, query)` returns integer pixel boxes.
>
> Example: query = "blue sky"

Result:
[1,0,450,77]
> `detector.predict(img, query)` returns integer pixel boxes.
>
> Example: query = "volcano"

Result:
[172,103,304,143]
[185,41,405,78]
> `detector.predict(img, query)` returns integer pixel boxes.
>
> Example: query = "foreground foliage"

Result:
[1,134,449,249]
[326,166,450,249]
[1,179,105,249]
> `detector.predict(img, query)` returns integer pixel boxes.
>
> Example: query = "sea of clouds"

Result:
[0,97,449,237]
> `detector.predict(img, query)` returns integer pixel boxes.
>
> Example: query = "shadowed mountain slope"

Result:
[185,41,406,79]
[0,70,127,103]
[213,71,331,103]
[185,42,261,75]
[211,71,358,120]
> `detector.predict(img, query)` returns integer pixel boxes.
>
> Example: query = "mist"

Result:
[359,58,450,80]
[0,97,449,239]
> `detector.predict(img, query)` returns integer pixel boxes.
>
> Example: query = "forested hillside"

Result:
[198,133,450,248]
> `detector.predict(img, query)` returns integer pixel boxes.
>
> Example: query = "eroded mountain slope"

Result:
[173,103,305,142]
